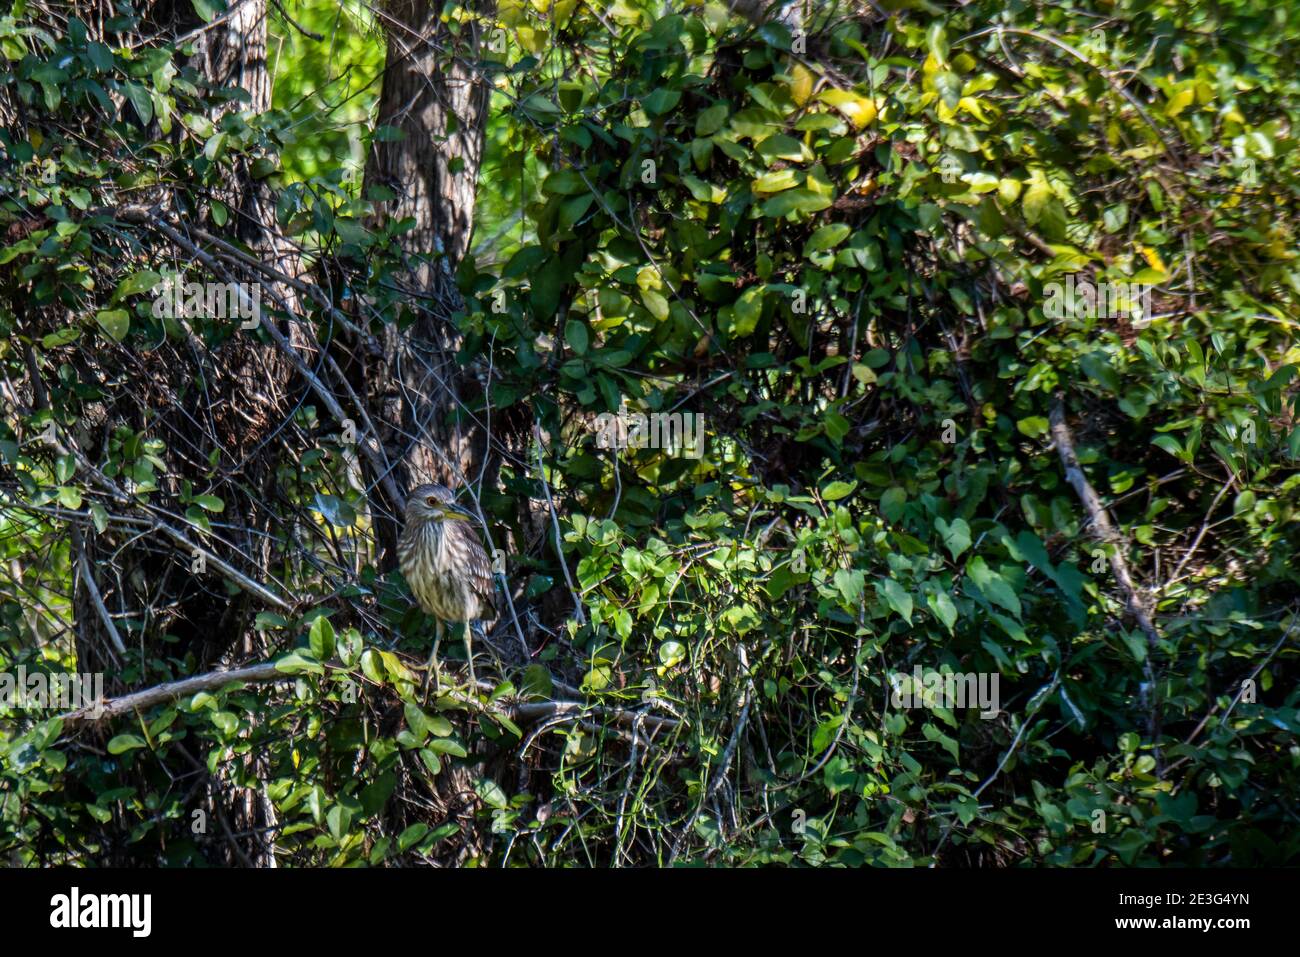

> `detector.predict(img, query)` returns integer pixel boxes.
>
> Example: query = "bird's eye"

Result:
[426,496,438,506]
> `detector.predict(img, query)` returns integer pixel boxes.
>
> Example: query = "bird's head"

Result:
[405,483,474,526]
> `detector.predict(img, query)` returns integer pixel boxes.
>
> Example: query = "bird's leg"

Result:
[463,619,477,693]
[422,618,443,703]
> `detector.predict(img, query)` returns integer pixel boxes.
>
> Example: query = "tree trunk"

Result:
[360,0,495,565]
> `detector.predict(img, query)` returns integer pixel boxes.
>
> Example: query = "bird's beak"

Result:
[440,505,473,522]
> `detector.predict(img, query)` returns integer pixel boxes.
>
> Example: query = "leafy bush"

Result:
[1,0,1297,866]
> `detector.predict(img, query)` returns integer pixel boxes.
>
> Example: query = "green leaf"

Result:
[1080,352,1120,392]
[876,578,913,623]
[965,556,1022,619]
[834,569,865,607]
[762,189,832,218]
[642,88,681,116]
[1016,416,1050,438]
[928,590,958,633]
[42,327,80,348]
[95,309,130,342]
[503,246,546,279]
[309,616,336,660]
[1021,172,1054,226]
[1151,434,1184,460]
[313,493,356,528]
[1165,86,1195,118]
[753,169,800,193]
[923,721,959,761]
[542,170,588,196]
[822,480,857,501]
[474,778,509,810]
[926,21,950,65]
[935,517,971,560]
[521,664,553,699]
[639,288,669,321]
[933,71,961,109]
[86,41,115,72]
[803,223,851,255]
[326,804,353,841]
[191,0,222,22]
[428,738,467,757]
[659,640,686,667]
[565,319,589,355]
[756,134,807,163]
[731,287,763,336]
[398,822,429,851]
[107,734,147,754]
[112,270,162,303]
[695,104,729,136]
[276,652,324,675]
[880,487,907,523]
[122,81,153,124]
[824,411,851,442]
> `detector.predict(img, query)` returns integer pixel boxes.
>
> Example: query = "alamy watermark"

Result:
[1043,274,1153,325]
[0,666,104,712]
[50,887,151,937]
[889,666,999,719]
[593,399,705,459]
[151,271,261,329]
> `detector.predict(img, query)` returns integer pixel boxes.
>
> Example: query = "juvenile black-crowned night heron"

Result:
[397,483,496,695]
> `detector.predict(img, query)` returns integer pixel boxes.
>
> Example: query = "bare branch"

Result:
[1050,398,1162,650]
[58,660,682,736]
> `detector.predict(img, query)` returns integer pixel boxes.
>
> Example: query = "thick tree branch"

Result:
[57,659,681,734]
[1050,399,1162,650]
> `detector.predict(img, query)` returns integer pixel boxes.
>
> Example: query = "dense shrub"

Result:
[1,0,1297,866]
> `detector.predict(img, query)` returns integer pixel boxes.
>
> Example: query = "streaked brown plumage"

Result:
[398,483,495,692]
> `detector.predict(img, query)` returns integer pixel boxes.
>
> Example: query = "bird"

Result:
[397,483,496,696]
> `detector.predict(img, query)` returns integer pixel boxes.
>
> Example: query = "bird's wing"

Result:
[465,531,498,619]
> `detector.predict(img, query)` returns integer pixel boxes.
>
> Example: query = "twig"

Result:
[961,27,1185,170]
[532,423,586,626]
[119,205,406,513]
[10,418,297,614]
[771,628,865,792]
[930,671,1062,866]
[70,524,127,660]
[270,0,324,41]
[1164,610,1298,775]
[1167,477,1234,587]
[612,711,646,867]
[1218,613,1297,727]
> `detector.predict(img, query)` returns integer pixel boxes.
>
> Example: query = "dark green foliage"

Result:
[1,0,1298,866]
